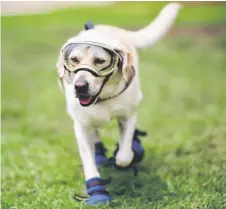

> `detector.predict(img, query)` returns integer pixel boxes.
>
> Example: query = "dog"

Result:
[56,3,182,205]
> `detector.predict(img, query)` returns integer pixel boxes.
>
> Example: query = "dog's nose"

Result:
[75,81,88,94]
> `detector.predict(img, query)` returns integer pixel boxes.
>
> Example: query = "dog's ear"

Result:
[56,51,73,89]
[56,52,65,78]
[56,52,73,93]
[56,61,64,93]
[114,48,135,83]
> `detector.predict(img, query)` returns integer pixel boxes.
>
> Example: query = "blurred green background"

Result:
[2,2,226,209]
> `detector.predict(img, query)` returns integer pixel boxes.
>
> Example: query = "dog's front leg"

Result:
[73,121,111,205]
[116,115,136,167]
[74,121,100,180]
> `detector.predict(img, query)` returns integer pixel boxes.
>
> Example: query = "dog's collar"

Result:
[95,79,131,104]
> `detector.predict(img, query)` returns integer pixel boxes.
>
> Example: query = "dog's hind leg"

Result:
[73,122,111,205]
[93,130,108,167]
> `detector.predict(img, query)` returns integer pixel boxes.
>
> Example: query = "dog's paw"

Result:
[85,177,112,205]
[115,149,134,167]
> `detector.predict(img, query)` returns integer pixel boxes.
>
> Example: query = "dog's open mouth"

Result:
[80,97,92,105]
[77,93,96,107]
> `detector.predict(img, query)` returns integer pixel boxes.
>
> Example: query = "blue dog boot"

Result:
[95,142,108,167]
[131,129,146,164]
[85,177,112,205]
[112,129,147,168]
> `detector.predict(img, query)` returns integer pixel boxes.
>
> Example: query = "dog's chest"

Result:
[66,91,142,127]
[65,78,142,127]
[72,98,138,127]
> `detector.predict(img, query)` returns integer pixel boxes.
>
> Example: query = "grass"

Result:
[2,2,226,209]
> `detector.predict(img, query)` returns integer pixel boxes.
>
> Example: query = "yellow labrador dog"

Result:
[56,3,181,205]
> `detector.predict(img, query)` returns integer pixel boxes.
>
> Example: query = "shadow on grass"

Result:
[98,149,174,207]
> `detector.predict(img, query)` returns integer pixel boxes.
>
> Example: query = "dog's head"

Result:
[57,35,135,107]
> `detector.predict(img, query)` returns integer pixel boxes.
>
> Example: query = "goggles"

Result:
[62,41,122,77]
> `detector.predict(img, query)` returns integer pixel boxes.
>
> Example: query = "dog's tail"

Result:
[127,3,182,49]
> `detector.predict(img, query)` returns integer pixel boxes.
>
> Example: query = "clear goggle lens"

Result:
[62,42,122,77]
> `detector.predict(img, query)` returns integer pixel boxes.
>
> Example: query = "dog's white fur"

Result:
[56,3,182,180]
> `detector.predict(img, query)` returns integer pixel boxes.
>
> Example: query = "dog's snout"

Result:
[75,81,88,94]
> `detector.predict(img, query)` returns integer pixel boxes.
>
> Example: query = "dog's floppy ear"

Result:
[56,52,72,93]
[114,48,135,83]
[56,52,65,78]
[56,50,74,91]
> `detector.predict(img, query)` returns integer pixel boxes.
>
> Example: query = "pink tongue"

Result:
[79,97,92,105]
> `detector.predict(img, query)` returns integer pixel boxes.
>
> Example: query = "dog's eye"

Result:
[94,58,105,65]
[70,56,79,63]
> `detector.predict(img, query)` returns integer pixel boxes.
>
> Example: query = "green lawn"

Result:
[2,2,226,209]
